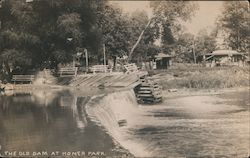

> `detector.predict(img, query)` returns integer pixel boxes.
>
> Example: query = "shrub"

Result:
[158,66,249,89]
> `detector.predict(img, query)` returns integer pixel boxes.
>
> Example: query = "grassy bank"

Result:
[153,65,249,89]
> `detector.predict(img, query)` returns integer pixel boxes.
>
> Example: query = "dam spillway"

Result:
[86,89,249,157]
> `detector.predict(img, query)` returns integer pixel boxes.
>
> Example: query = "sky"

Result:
[110,1,223,36]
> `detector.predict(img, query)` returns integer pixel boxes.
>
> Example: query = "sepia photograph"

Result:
[0,0,249,157]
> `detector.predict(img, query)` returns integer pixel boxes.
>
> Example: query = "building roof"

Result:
[155,53,172,59]
[207,50,242,56]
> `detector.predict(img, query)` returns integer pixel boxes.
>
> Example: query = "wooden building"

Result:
[154,53,173,69]
[203,50,247,67]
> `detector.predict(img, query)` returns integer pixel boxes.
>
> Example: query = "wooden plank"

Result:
[137,94,154,97]
[70,76,89,86]
[104,75,123,86]
[127,81,141,88]
[138,90,152,93]
[89,75,110,87]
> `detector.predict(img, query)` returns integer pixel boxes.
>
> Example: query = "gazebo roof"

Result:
[207,50,241,56]
[155,53,172,58]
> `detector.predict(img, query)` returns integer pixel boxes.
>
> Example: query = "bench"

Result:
[90,65,112,74]
[58,67,78,77]
[124,63,138,74]
[12,75,35,84]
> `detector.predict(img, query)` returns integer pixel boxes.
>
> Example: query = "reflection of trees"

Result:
[0,90,91,151]
[75,97,90,130]
[58,92,89,130]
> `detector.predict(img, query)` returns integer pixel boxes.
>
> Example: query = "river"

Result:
[0,88,249,157]
[0,89,130,157]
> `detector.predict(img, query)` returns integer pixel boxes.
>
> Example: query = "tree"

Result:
[128,10,160,60]
[0,0,39,80]
[219,1,249,52]
[195,29,217,56]
[0,0,107,80]
[96,4,130,58]
[96,4,158,64]
[150,1,198,52]
[174,33,195,63]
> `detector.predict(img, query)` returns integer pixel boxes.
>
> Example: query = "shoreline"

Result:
[162,86,249,99]
[2,83,248,96]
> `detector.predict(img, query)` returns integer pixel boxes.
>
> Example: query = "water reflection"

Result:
[0,89,117,155]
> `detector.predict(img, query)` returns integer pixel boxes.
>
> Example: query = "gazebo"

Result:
[154,53,173,69]
[203,50,247,67]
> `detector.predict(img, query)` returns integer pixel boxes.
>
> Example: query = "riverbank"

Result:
[152,65,249,89]
[162,87,249,99]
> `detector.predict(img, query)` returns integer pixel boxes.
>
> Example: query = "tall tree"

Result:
[174,33,195,63]
[219,1,249,52]
[195,29,217,56]
[0,0,107,80]
[96,4,158,64]
[129,10,160,60]
[96,3,130,58]
[0,0,39,80]
[150,1,198,53]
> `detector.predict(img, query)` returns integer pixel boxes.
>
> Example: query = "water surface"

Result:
[0,89,249,158]
[129,90,250,157]
[0,89,129,157]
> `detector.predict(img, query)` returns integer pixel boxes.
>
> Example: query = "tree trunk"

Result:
[3,61,12,82]
[112,55,116,70]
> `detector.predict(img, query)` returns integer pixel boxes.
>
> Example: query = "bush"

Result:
[158,66,249,89]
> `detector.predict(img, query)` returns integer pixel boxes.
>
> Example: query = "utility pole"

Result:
[84,48,88,73]
[192,37,196,64]
[103,44,106,73]
[103,44,106,65]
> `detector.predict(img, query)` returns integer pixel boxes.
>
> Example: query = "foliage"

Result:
[172,33,194,63]
[0,0,199,81]
[157,65,249,89]
[218,1,249,52]
[96,4,130,58]
[150,1,198,49]
[0,0,104,79]
[194,29,217,56]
